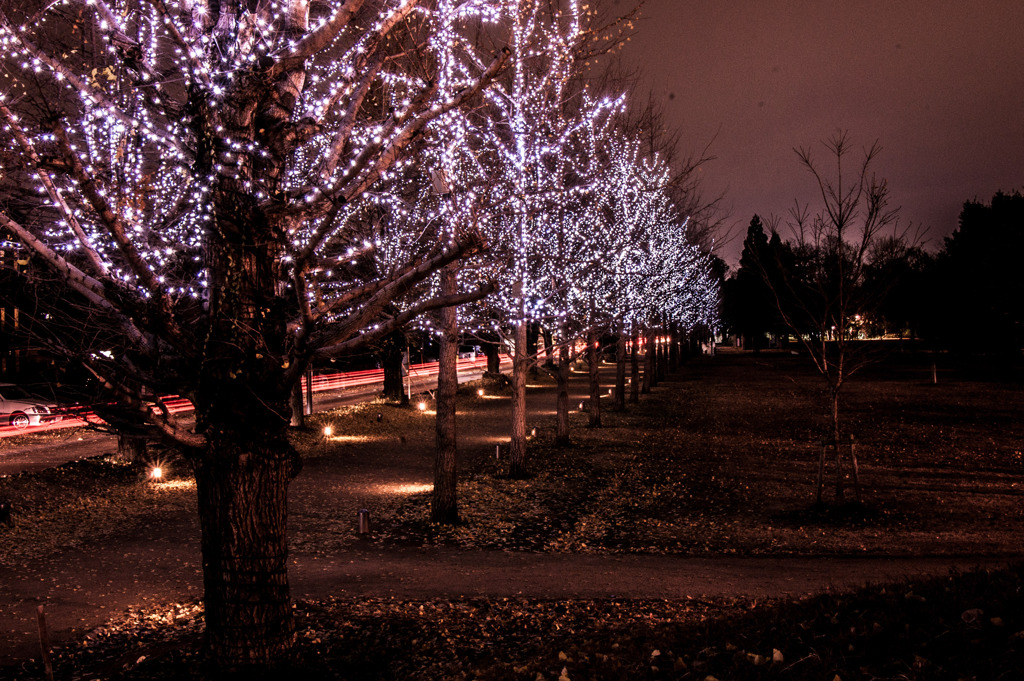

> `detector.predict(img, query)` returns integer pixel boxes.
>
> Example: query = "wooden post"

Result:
[816,441,826,505]
[37,605,54,681]
[848,434,862,503]
[304,366,314,416]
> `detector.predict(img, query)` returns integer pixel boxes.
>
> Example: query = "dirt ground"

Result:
[288,346,1024,559]
[1,347,1022,677]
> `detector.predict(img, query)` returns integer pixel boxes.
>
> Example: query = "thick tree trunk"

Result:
[198,164,298,667]
[614,325,626,411]
[508,318,529,477]
[555,339,571,446]
[587,327,601,427]
[642,328,655,393]
[542,326,556,368]
[526,322,540,373]
[194,433,297,669]
[116,433,147,463]
[380,330,408,404]
[288,381,304,428]
[629,328,640,404]
[483,338,501,374]
[432,266,459,524]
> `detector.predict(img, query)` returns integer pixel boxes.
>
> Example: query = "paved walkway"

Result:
[2,539,1010,665]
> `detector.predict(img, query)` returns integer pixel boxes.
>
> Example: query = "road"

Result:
[0,357,506,477]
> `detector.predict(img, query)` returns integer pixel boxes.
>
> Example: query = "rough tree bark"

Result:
[116,433,147,463]
[379,330,408,404]
[191,150,300,668]
[555,336,571,445]
[288,381,304,428]
[193,432,297,666]
[432,265,459,524]
[482,337,501,374]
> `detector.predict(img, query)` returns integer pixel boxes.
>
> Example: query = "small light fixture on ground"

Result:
[149,466,163,481]
[477,388,484,396]
[530,427,536,437]
[417,401,427,411]
[323,425,334,437]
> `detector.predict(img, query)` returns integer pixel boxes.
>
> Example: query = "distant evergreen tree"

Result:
[723,215,778,349]
[931,191,1024,354]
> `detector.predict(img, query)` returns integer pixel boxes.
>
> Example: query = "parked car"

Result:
[0,383,63,429]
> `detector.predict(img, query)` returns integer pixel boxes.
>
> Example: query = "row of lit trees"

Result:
[0,0,717,669]
[358,2,719,522]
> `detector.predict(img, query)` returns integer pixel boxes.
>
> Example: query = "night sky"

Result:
[617,0,1024,268]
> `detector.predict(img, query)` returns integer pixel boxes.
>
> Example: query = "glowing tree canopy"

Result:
[0,0,515,667]
[447,0,627,473]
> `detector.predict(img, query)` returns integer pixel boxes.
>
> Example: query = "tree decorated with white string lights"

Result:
[596,132,675,406]
[536,118,639,439]
[0,0,515,667]
[388,103,497,525]
[558,129,719,427]
[463,0,628,475]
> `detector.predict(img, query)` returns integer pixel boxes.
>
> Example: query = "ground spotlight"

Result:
[323,425,334,437]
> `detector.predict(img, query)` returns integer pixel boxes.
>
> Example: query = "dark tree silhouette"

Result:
[723,215,781,349]
[930,191,1024,354]
[863,240,933,339]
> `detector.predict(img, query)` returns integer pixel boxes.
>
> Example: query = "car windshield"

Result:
[0,385,46,402]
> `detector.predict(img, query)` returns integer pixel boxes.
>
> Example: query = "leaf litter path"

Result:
[1,353,1019,665]
[2,538,1005,666]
